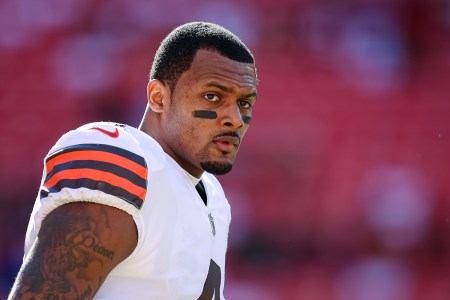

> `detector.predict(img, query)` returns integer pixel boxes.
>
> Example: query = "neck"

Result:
[139,109,204,178]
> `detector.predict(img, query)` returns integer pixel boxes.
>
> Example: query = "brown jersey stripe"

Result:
[46,150,147,178]
[45,178,144,209]
[45,160,146,189]
[47,144,146,166]
[44,168,146,200]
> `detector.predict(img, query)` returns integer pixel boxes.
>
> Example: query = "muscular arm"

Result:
[8,202,137,300]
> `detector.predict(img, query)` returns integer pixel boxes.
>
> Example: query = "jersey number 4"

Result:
[198,259,221,300]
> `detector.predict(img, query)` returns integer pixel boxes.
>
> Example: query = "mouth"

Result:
[212,133,240,152]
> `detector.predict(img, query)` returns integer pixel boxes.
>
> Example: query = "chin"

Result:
[200,161,233,175]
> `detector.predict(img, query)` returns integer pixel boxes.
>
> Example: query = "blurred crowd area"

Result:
[1,0,450,299]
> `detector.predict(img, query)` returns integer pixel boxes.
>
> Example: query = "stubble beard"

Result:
[200,160,233,175]
[200,161,233,175]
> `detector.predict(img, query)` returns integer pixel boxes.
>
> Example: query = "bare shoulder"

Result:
[8,202,137,300]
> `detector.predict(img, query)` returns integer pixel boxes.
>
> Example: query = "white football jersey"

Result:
[24,122,231,299]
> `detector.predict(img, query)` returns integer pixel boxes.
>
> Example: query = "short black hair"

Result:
[149,22,255,90]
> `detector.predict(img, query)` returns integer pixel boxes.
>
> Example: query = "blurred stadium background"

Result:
[1,0,450,299]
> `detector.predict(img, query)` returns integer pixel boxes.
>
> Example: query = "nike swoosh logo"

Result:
[90,127,119,138]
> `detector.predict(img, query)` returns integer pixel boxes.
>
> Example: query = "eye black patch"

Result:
[193,110,251,124]
[242,115,251,124]
[192,110,218,119]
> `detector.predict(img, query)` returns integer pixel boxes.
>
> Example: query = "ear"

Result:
[147,79,170,113]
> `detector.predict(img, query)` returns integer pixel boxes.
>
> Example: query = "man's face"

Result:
[160,49,257,177]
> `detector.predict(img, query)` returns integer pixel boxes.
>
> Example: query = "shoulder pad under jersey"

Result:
[42,122,156,210]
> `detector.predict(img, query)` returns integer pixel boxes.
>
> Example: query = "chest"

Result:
[126,166,230,275]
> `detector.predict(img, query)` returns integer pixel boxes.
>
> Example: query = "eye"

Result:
[204,93,220,102]
[238,100,253,109]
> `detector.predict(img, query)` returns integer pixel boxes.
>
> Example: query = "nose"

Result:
[221,102,244,129]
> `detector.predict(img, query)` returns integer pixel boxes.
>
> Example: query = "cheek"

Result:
[173,113,208,147]
[165,110,193,145]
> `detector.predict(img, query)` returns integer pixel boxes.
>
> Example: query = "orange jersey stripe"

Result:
[46,150,147,179]
[44,168,146,199]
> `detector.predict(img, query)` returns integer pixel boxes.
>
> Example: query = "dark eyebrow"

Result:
[205,83,233,93]
[205,83,257,99]
[243,91,257,99]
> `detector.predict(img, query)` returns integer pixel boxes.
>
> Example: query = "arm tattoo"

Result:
[18,204,116,299]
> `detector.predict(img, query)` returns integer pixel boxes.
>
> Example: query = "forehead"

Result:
[180,49,257,93]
